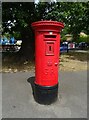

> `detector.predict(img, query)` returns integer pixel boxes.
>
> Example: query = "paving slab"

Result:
[2,71,87,118]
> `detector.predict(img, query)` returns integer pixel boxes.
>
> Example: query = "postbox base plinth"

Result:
[34,83,58,105]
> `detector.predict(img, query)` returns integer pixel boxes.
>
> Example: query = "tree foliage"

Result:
[2,2,89,58]
[42,2,89,40]
[2,2,36,33]
[2,2,89,36]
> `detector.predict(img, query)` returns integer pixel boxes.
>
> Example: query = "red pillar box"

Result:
[31,20,64,104]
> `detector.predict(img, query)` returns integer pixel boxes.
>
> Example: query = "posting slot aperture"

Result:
[44,35,56,38]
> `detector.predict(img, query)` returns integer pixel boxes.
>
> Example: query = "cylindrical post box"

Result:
[31,20,64,104]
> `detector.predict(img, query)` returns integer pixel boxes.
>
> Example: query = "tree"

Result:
[2,2,36,59]
[43,2,89,41]
[2,2,51,59]
[2,2,89,59]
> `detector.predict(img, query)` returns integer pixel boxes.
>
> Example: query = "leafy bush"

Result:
[61,35,67,42]
[13,32,21,40]
[3,32,21,40]
[77,35,89,43]
[3,32,10,40]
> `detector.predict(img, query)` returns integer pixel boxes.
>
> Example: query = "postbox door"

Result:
[42,39,59,86]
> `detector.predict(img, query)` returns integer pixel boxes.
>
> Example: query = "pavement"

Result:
[0,52,2,119]
[2,71,87,118]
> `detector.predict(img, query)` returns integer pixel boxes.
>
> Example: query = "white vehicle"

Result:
[16,40,22,45]
[68,42,75,49]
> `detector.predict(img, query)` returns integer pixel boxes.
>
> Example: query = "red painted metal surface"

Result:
[31,20,64,86]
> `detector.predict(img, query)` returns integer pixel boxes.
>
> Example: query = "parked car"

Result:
[68,42,76,50]
[78,42,87,49]
[60,43,68,53]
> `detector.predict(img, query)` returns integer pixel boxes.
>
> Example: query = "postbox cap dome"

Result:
[31,20,64,32]
[32,20,64,28]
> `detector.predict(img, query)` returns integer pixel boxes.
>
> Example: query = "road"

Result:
[70,49,88,53]
[2,71,87,118]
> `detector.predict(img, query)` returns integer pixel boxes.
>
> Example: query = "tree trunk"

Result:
[19,26,35,60]
[72,33,79,42]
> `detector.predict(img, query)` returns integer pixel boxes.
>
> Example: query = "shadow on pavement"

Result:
[27,76,35,97]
